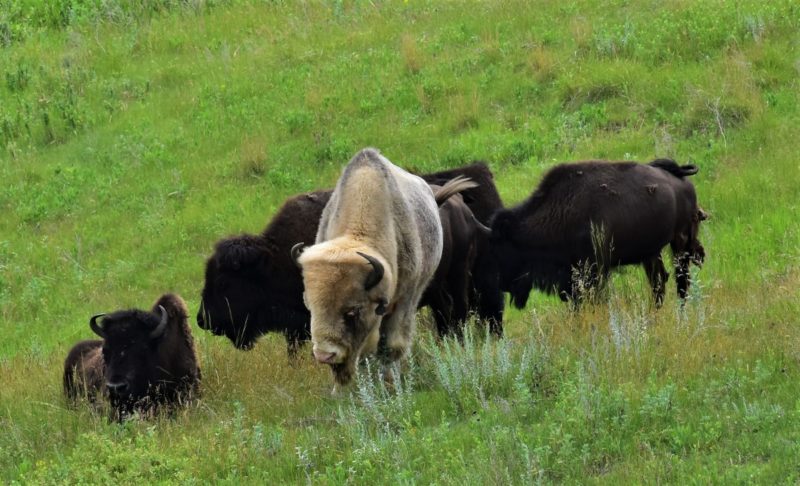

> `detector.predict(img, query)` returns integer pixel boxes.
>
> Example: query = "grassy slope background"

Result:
[0,0,799,483]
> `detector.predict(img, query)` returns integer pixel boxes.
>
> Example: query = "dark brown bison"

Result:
[197,191,329,353]
[489,159,706,307]
[63,293,200,419]
[419,189,490,337]
[197,164,505,351]
[421,162,506,334]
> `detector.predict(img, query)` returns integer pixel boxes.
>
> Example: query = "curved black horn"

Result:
[149,305,169,339]
[291,242,306,266]
[89,314,106,338]
[357,252,384,291]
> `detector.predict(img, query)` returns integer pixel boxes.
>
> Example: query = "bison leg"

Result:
[475,286,504,336]
[446,265,471,339]
[429,290,456,338]
[377,303,415,365]
[643,255,669,307]
[674,252,692,300]
[284,329,308,362]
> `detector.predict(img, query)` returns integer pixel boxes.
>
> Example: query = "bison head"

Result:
[197,235,279,350]
[295,241,393,385]
[89,305,170,413]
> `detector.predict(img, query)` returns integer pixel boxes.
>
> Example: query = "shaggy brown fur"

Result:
[63,293,200,420]
[197,191,330,353]
[421,162,505,332]
[490,159,706,307]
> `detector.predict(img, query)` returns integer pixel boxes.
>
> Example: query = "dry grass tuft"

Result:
[685,48,764,140]
[449,90,481,133]
[569,16,594,52]
[401,33,424,74]
[527,45,558,82]
[238,135,269,179]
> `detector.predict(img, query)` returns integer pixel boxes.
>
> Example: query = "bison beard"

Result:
[490,159,706,307]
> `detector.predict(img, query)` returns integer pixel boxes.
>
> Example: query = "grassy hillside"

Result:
[1,0,798,483]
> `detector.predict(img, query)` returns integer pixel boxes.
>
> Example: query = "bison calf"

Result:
[63,293,201,420]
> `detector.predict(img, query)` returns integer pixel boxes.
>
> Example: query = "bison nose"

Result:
[313,348,337,364]
[107,381,129,395]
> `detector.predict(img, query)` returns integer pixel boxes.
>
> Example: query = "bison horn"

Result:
[357,252,384,291]
[291,242,305,266]
[149,305,169,339]
[89,314,106,338]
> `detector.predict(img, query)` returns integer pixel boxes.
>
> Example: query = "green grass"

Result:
[1,0,799,483]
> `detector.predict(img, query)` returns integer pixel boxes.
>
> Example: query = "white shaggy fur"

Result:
[297,148,443,386]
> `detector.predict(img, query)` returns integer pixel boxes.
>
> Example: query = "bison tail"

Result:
[649,158,699,178]
[679,164,699,177]
[433,176,479,206]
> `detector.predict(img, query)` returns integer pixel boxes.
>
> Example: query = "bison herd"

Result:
[64,148,706,418]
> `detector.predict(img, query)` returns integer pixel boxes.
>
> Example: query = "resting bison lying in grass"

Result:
[489,159,707,307]
[63,293,200,420]
[197,163,505,353]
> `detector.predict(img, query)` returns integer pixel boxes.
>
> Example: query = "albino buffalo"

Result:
[294,148,475,387]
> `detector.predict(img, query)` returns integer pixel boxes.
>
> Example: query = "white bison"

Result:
[293,148,474,387]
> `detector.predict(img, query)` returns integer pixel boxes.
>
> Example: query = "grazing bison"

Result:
[294,148,473,387]
[422,162,505,334]
[489,159,706,307]
[63,293,200,419]
[197,164,503,351]
[197,190,331,353]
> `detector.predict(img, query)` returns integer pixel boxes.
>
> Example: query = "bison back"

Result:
[420,162,504,224]
[507,161,697,263]
[63,340,104,402]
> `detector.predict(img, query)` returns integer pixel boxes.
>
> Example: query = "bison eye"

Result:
[343,307,360,325]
